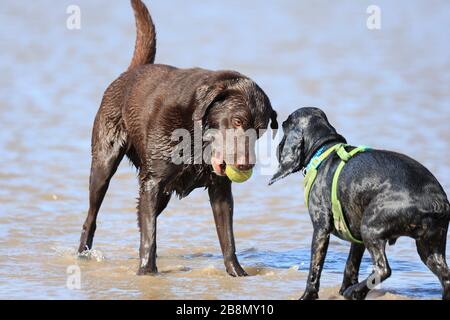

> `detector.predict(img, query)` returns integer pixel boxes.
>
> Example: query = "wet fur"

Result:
[270,107,450,300]
[78,0,278,277]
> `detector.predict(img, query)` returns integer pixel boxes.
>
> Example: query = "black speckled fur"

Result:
[270,107,450,300]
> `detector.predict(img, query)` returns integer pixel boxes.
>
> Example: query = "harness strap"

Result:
[304,144,342,207]
[331,145,370,244]
[304,143,370,244]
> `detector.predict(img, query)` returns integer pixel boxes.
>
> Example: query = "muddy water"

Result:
[0,0,449,300]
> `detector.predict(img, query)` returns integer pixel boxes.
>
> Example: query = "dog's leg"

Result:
[300,228,330,300]
[339,243,365,295]
[78,131,126,253]
[208,178,247,277]
[137,178,171,275]
[416,223,449,300]
[343,239,391,300]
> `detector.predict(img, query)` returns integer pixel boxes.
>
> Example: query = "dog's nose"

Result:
[236,164,254,171]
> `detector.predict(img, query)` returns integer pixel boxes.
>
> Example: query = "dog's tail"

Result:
[128,0,156,70]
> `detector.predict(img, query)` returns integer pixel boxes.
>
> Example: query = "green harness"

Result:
[304,143,370,244]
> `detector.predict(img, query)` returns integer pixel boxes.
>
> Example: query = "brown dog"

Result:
[78,0,278,276]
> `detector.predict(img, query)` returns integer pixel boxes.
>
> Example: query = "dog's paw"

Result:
[342,284,369,300]
[137,266,158,276]
[299,290,319,300]
[225,262,248,277]
[339,280,358,296]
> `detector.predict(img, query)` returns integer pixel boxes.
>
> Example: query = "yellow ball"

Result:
[225,165,253,183]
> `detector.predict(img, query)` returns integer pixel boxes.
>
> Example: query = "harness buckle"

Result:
[302,168,307,177]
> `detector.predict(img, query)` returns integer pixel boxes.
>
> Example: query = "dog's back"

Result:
[337,149,450,238]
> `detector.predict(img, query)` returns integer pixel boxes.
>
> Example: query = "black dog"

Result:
[78,0,278,277]
[270,107,449,300]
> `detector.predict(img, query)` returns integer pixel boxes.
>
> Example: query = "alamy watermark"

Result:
[169,123,279,176]
[66,5,81,30]
[367,5,381,30]
[365,264,383,290]
[66,265,81,290]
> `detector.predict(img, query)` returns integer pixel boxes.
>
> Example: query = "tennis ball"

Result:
[225,165,253,183]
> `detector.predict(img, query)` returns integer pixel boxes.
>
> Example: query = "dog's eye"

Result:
[232,118,242,127]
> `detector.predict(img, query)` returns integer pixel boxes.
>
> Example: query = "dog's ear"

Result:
[270,110,278,139]
[192,84,228,122]
[269,127,303,185]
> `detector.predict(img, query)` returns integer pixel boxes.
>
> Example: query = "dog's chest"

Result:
[164,165,210,199]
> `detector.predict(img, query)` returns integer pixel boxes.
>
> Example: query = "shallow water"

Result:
[0,0,449,300]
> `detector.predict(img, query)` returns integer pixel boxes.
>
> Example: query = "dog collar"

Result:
[303,144,339,176]
[303,146,325,175]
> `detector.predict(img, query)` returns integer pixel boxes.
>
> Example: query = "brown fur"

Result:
[129,0,156,69]
[78,0,278,277]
